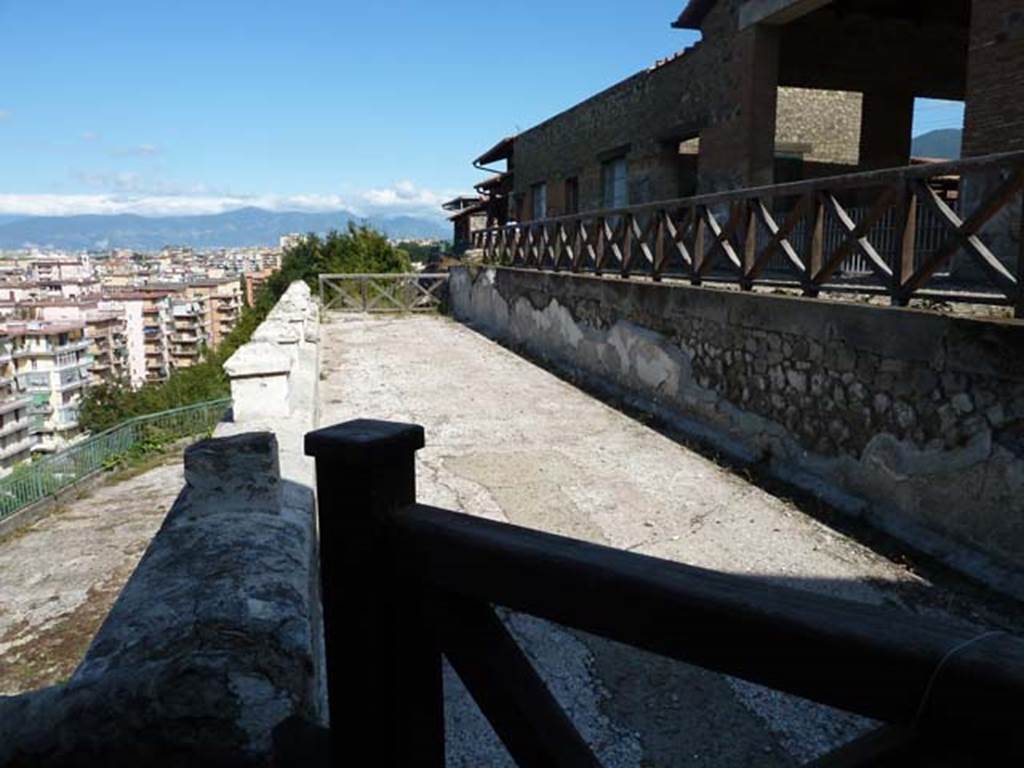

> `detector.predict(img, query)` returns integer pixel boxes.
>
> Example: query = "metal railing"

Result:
[0,398,231,521]
[473,151,1024,317]
[318,273,449,313]
[294,418,1024,767]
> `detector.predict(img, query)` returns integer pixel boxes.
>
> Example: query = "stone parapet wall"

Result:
[0,282,325,767]
[224,281,319,423]
[449,266,1024,599]
[0,433,323,767]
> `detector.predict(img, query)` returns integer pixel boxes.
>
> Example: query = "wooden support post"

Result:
[621,213,634,278]
[742,200,757,290]
[653,213,666,282]
[304,420,443,767]
[806,195,825,297]
[692,208,704,286]
[572,221,583,273]
[552,223,562,272]
[1017,193,1024,319]
[894,183,917,307]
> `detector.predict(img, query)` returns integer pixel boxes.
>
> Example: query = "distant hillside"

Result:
[912,128,962,160]
[0,207,448,250]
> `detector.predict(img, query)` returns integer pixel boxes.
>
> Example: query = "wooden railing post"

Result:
[893,182,918,307]
[742,199,757,291]
[1017,192,1024,320]
[304,419,443,767]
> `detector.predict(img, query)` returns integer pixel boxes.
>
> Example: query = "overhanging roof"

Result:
[474,136,515,166]
[672,0,715,29]
[448,203,486,222]
[442,195,482,212]
[474,173,510,192]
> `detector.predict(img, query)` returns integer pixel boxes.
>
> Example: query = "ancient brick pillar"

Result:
[962,0,1024,157]
[955,1,1024,284]
[698,24,780,192]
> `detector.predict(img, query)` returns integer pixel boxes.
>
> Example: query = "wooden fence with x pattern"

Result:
[473,152,1024,317]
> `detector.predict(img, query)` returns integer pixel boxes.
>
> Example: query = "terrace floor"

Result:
[318,312,1017,768]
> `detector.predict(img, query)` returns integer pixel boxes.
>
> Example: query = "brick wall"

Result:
[963,0,1024,156]
[512,0,862,215]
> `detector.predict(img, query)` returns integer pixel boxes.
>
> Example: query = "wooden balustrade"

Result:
[299,419,1024,768]
[318,273,449,313]
[472,152,1024,318]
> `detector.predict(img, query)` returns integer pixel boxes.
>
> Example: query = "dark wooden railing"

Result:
[299,419,1024,766]
[472,152,1024,318]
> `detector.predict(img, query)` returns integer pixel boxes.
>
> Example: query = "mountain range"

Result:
[0,207,449,251]
[911,128,962,160]
[0,131,963,251]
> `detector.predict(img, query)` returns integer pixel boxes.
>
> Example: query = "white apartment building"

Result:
[98,296,150,389]
[170,299,209,369]
[137,291,174,384]
[34,301,129,386]
[0,333,36,470]
[5,322,92,452]
[30,259,91,282]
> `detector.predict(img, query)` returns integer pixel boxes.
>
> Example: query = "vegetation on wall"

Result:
[78,224,409,433]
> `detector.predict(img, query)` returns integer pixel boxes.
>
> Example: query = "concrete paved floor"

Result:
[0,460,183,695]
[318,313,1008,767]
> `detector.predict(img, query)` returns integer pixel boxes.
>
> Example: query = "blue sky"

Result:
[0,0,965,219]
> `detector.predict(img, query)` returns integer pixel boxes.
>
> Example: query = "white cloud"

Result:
[361,180,449,210]
[110,143,161,158]
[0,183,457,220]
[0,110,11,122]
[81,131,100,141]
[72,170,212,196]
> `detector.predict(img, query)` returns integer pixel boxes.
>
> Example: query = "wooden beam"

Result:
[817,189,897,284]
[749,195,809,279]
[738,0,833,30]
[388,503,1024,738]
[435,595,601,768]
[902,176,1022,300]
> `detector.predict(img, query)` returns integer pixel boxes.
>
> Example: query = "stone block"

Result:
[224,342,292,421]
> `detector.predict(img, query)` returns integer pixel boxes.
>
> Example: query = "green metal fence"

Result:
[0,398,231,521]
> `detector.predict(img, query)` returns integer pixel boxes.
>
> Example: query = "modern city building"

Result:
[170,299,210,369]
[0,332,36,469]
[187,279,243,347]
[5,322,92,452]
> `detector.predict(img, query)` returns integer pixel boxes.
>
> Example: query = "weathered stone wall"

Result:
[0,433,323,767]
[449,266,1024,599]
[0,282,325,767]
[775,87,861,165]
